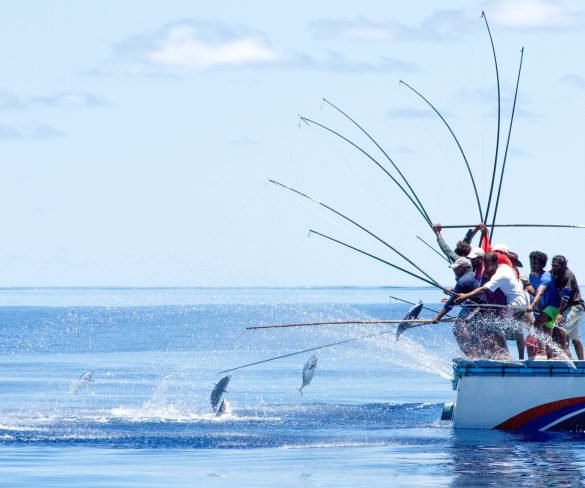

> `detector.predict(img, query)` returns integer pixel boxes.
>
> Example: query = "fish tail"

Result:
[298,387,303,396]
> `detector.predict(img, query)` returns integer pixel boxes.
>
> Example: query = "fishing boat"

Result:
[254,12,585,433]
[443,359,585,431]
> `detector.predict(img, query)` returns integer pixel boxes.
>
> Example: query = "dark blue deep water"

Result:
[0,287,584,487]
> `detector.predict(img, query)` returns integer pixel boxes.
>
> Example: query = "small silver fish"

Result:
[73,370,94,394]
[298,355,317,395]
[210,375,231,410]
[215,399,231,417]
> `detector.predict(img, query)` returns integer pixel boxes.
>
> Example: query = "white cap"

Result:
[468,247,485,259]
[492,243,510,254]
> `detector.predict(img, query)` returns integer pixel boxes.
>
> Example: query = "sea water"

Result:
[0,287,584,487]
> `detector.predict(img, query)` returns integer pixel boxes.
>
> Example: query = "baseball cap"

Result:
[468,247,485,259]
[508,251,523,268]
[492,243,510,254]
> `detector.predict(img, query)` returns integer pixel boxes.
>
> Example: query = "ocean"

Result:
[0,286,584,487]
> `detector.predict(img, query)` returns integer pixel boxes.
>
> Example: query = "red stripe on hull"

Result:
[495,396,585,430]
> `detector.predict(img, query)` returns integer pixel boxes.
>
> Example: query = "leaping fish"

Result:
[396,301,424,340]
[210,375,231,410]
[298,355,317,395]
[215,399,231,417]
[73,370,94,394]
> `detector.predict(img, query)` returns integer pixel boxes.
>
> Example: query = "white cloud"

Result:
[488,0,577,28]
[0,91,106,110]
[101,19,417,75]
[30,92,106,108]
[562,74,585,89]
[147,24,281,69]
[0,123,64,140]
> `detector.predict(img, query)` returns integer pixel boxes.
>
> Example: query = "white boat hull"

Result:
[449,359,585,431]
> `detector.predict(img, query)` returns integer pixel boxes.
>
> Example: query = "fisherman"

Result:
[455,252,530,360]
[432,256,484,357]
[526,251,561,358]
[432,223,481,263]
[551,255,585,360]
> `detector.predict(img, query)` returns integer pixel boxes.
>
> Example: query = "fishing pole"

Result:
[399,80,483,224]
[246,318,454,330]
[299,115,433,228]
[219,326,425,374]
[489,47,524,241]
[269,179,441,286]
[309,229,450,293]
[438,224,585,229]
[416,235,450,263]
[321,98,433,226]
[481,10,502,229]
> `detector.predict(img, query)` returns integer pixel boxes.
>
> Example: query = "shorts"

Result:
[562,304,584,341]
[542,306,559,330]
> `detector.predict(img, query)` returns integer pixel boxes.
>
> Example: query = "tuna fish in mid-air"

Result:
[396,301,424,340]
[73,370,94,394]
[210,375,231,410]
[215,399,231,417]
[298,355,317,395]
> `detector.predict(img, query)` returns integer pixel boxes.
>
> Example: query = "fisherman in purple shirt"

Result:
[433,256,484,356]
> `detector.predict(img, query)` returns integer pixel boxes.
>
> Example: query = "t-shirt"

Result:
[484,264,528,307]
[529,270,560,310]
[554,269,584,307]
[443,270,483,312]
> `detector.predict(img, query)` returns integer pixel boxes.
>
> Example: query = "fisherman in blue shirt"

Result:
[526,250,561,358]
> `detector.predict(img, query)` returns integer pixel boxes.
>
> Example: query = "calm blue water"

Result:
[0,287,584,487]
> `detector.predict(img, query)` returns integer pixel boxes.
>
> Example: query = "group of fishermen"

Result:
[430,223,584,361]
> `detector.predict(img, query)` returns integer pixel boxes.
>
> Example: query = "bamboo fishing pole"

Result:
[269,179,442,287]
[481,10,502,230]
[399,80,483,224]
[218,330,394,374]
[298,115,433,228]
[320,98,433,226]
[309,229,450,293]
[416,235,450,263]
[246,318,454,330]
[439,224,585,229]
[489,47,524,241]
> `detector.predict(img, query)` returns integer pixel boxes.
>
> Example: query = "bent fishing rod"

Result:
[309,229,451,294]
[481,10,502,231]
[399,80,483,224]
[320,98,432,226]
[298,115,433,228]
[489,47,524,241]
[269,179,441,286]
[416,235,450,263]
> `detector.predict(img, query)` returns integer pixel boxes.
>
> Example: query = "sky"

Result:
[1,0,585,287]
